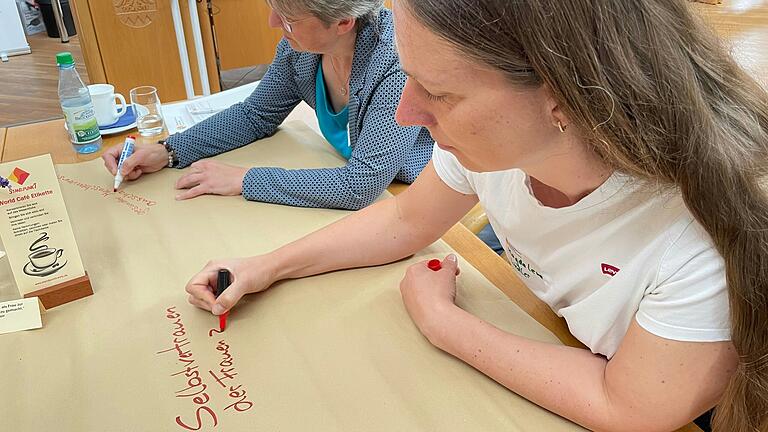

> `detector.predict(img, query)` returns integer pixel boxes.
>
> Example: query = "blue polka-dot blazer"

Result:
[166,8,433,210]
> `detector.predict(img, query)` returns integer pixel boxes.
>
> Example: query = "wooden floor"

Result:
[0,1,764,127]
[0,34,89,128]
[693,0,768,86]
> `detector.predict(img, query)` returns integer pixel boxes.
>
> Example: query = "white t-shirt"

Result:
[432,145,731,358]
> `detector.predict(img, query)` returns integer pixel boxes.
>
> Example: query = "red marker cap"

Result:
[427,259,442,271]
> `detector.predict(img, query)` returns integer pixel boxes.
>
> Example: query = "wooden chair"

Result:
[387,182,489,234]
[460,203,490,234]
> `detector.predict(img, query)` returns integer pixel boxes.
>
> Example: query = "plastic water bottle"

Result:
[57,52,102,154]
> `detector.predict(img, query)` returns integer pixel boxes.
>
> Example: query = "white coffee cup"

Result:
[88,84,127,127]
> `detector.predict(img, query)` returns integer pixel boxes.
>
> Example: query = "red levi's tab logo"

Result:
[601,263,620,277]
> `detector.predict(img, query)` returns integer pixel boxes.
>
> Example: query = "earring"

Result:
[557,121,567,133]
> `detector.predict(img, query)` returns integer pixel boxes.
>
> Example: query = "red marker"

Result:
[216,269,230,331]
[427,259,442,271]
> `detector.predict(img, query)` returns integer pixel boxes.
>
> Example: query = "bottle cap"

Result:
[56,52,74,66]
[427,259,442,271]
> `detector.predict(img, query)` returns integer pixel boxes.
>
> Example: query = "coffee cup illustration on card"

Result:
[23,232,67,277]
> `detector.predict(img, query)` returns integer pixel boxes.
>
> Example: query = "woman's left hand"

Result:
[175,160,249,200]
[400,254,462,346]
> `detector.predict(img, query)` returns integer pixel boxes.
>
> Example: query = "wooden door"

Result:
[211,0,283,69]
[71,0,220,102]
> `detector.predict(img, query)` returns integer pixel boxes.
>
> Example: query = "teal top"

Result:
[315,63,351,159]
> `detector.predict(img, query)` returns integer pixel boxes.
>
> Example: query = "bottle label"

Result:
[62,105,101,143]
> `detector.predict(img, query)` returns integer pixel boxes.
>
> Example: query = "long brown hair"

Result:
[402,0,768,430]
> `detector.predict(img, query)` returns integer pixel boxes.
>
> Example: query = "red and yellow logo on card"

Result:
[9,167,30,185]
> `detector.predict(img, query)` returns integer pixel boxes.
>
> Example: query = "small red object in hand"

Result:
[427,259,442,271]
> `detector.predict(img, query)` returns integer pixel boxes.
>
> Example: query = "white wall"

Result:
[0,0,30,57]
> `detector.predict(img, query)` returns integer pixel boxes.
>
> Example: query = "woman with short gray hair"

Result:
[103,1,432,210]
[271,0,382,29]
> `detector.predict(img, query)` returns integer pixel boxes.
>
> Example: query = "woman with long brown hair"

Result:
[185,1,767,430]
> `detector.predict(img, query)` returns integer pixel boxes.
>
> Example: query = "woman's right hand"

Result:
[102,142,170,181]
[185,256,277,316]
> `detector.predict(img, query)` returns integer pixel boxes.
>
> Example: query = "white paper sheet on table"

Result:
[161,81,320,137]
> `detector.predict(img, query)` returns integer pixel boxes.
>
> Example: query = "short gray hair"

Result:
[269,0,384,29]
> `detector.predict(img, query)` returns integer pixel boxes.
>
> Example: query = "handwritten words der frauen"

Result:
[156,306,254,430]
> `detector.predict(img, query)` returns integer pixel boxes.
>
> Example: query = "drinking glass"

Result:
[130,86,166,136]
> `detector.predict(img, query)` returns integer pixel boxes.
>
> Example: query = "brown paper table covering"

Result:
[0,122,585,431]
